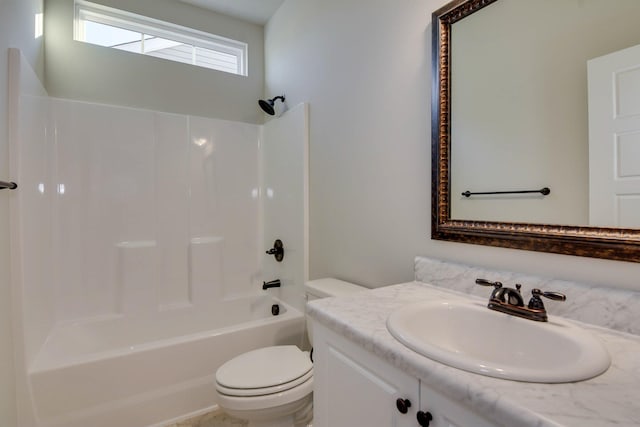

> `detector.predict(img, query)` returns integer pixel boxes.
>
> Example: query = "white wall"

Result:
[265,0,640,290]
[45,0,265,124]
[0,0,44,425]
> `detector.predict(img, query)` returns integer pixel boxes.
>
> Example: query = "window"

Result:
[74,0,248,76]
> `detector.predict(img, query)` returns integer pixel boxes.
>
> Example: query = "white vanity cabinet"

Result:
[418,382,498,427]
[312,322,498,427]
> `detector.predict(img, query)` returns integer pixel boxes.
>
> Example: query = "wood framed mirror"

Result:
[431,0,640,262]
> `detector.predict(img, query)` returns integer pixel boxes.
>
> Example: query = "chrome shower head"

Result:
[258,95,285,115]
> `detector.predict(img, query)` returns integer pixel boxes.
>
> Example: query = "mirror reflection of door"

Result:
[588,43,640,228]
[449,0,640,227]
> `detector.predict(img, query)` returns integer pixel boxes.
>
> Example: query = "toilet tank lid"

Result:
[304,278,367,298]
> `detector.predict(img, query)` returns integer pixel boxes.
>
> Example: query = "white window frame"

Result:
[73,0,248,76]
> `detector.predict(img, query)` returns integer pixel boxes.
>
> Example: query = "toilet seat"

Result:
[217,369,313,397]
[214,280,365,425]
[215,345,312,397]
[216,375,314,412]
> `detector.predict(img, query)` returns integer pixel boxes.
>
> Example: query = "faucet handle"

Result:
[476,279,504,301]
[475,278,502,289]
[528,288,566,310]
[266,239,284,262]
[531,288,566,301]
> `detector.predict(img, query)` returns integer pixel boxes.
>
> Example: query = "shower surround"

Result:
[9,49,308,427]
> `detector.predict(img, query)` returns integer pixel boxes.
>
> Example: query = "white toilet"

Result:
[215,278,366,427]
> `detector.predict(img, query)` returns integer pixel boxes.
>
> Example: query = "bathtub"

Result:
[28,294,305,427]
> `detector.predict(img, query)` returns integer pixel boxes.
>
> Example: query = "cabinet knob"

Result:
[417,410,433,426]
[396,398,412,414]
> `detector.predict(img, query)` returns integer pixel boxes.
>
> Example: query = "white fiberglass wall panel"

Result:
[262,103,309,313]
[11,71,53,366]
[9,49,52,427]
[189,117,261,299]
[155,113,191,308]
[51,100,157,319]
[39,99,260,324]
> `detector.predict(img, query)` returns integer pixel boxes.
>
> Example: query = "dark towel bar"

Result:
[462,187,550,198]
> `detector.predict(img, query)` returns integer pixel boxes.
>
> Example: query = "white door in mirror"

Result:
[588,43,640,227]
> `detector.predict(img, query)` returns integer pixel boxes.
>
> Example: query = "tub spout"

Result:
[263,279,281,290]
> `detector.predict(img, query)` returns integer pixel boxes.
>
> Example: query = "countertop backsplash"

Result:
[414,256,640,336]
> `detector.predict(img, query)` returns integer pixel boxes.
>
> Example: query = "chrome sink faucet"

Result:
[475,278,566,322]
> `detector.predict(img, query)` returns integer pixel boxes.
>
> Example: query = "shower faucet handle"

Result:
[266,239,284,262]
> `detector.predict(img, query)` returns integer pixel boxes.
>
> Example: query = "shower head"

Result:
[258,95,285,115]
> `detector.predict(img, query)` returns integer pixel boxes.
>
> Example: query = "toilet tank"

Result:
[304,278,367,346]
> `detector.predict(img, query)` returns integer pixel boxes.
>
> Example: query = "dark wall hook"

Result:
[0,181,18,190]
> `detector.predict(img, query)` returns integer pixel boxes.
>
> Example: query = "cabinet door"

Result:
[313,322,419,427]
[419,382,498,427]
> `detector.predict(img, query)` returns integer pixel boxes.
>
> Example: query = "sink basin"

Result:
[386,300,610,383]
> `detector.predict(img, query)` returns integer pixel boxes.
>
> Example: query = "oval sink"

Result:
[386,300,610,383]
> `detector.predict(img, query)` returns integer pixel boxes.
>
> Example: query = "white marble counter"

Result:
[307,281,640,427]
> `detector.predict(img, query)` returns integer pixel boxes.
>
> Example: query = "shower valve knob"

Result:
[266,239,284,262]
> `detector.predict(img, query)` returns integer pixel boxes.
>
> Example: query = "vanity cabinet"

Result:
[312,322,498,427]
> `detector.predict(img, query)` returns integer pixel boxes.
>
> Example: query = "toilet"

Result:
[215,278,366,427]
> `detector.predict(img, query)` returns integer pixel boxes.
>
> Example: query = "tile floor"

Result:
[165,409,248,427]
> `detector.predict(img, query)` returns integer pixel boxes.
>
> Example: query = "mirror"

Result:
[432,0,640,262]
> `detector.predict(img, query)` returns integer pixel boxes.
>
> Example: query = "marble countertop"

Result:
[307,281,640,427]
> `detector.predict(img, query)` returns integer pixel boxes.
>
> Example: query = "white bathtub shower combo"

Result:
[8,49,310,427]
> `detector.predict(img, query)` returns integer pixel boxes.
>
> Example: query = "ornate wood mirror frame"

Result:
[431,0,640,262]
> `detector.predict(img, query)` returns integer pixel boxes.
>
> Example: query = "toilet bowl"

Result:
[215,278,366,427]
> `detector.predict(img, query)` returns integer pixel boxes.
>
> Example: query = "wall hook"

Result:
[0,181,18,190]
